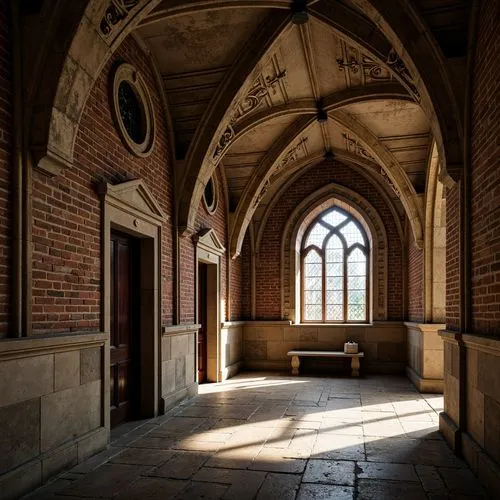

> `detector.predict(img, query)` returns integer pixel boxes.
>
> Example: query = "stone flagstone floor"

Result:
[26,372,488,499]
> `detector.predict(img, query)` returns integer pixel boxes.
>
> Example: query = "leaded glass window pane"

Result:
[304,250,323,321]
[347,248,366,321]
[340,221,364,247]
[325,235,343,321]
[305,223,329,248]
[322,209,347,228]
[118,82,145,144]
[301,207,369,323]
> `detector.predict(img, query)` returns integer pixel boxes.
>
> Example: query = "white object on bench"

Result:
[287,350,364,377]
[344,341,358,354]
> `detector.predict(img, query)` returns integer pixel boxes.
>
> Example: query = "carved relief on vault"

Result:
[253,137,309,211]
[386,48,420,102]
[379,168,401,198]
[272,137,309,178]
[336,42,420,102]
[212,54,288,164]
[342,132,373,161]
[253,179,271,209]
[336,42,392,86]
[100,0,141,37]
[212,124,236,163]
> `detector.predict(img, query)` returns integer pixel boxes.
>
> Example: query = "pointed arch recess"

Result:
[279,183,389,323]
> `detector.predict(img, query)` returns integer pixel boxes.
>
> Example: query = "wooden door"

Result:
[110,232,139,428]
[197,263,208,383]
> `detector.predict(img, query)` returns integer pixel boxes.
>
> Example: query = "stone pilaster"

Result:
[405,322,445,393]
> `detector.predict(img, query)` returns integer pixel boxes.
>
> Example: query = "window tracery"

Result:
[301,207,369,322]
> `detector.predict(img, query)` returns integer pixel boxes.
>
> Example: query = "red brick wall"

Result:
[446,185,460,331]
[31,36,175,333]
[230,254,242,320]
[470,0,500,335]
[407,236,424,322]
[256,161,405,320]
[179,167,228,324]
[240,233,252,320]
[178,233,195,324]
[230,231,251,320]
[0,1,12,336]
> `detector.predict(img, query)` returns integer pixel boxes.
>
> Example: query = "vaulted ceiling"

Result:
[134,0,470,255]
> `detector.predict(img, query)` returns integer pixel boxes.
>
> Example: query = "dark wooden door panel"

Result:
[198,263,208,384]
[110,232,139,428]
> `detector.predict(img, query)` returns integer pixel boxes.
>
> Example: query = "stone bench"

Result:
[287,350,364,377]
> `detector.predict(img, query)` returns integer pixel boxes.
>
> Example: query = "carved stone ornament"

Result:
[193,228,226,257]
[337,58,390,82]
[336,43,391,83]
[273,137,309,177]
[212,64,287,164]
[361,56,387,79]
[212,124,235,163]
[337,56,360,73]
[234,70,287,120]
[380,168,401,198]
[343,133,373,160]
[253,179,271,209]
[110,63,156,157]
[386,48,421,101]
[100,0,140,36]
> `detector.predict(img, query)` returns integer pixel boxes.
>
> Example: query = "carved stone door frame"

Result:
[194,229,225,383]
[98,179,167,436]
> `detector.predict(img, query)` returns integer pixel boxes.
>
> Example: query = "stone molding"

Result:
[241,320,292,327]
[34,0,162,174]
[98,179,167,226]
[462,333,500,355]
[0,332,107,361]
[162,324,201,337]
[424,142,446,322]
[242,320,404,327]
[331,110,423,248]
[193,228,226,258]
[221,321,245,328]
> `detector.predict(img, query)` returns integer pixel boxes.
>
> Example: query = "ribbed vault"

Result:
[28,0,467,259]
[132,0,458,255]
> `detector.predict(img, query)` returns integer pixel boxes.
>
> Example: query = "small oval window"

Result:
[203,176,217,214]
[110,63,155,157]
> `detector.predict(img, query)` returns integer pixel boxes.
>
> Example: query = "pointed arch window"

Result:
[301,207,369,323]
